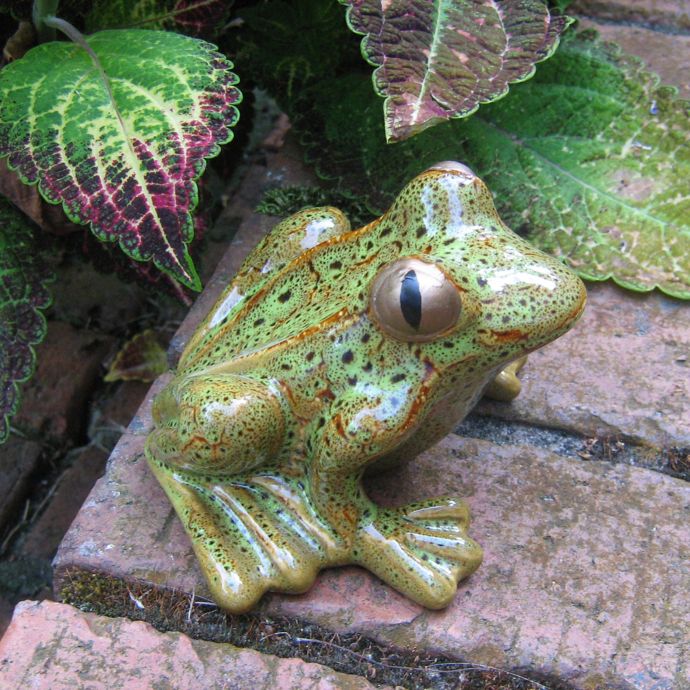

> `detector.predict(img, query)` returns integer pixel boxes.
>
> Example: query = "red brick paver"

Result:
[0,600,386,689]
[20,446,108,560]
[14,322,113,443]
[0,437,42,529]
[579,20,690,98]
[476,281,690,448]
[53,430,690,689]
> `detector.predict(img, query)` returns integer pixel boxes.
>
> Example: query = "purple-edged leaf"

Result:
[341,0,569,142]
[173,0,233,37]
[0,30,241,289]
[85,0,171,32]
[85,0,231,37]
[105,329,168,382]
[0,197,52,442]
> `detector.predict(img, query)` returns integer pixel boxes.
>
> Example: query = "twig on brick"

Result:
[187,588,195,622]
[127,588,148,610]
[259,631,550,689]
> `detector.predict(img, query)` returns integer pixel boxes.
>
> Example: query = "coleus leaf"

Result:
[172,0,233,37]
[0,197,52,442]
[548,0,574,11]
[85,0,171,31]
[0,29,241,290]
[104,329,168,382]
[340,0,569,142]
[0,158,82,235]
[293,30,690,298]
[86,0,232,38]
[466,31,690,298]
[256,185,374,229]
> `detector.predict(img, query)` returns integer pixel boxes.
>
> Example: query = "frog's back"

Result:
[179,219,394,373]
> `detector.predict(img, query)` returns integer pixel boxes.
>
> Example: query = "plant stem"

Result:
[42,15,135,164]
[32,0,60,43]
[42,16,115,105]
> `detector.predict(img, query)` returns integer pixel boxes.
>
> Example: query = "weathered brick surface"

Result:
[96,381,152,430]
[49,266,145,335]
[572,0,690,32]
[14,321,113,443]
[20,446,108,560]
[579,19,690,98]
[53,431,690,689]
[0,437,42,529]
[89,380,151,451]
[0,600,386,690]
[0,597,14,638]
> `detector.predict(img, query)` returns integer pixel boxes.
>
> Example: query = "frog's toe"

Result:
[403,496,471,529]
[353,497,482,609]
[484,356,528,402]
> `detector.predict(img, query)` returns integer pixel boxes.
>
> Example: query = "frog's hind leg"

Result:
[352,497,482,609]
[483,356,527,401]
[147,461,349,613]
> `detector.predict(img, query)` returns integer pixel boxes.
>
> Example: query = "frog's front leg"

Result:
[308,393,482,609]
[146,374,319,612]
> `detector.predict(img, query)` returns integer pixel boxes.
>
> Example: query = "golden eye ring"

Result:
[369,258,462,342]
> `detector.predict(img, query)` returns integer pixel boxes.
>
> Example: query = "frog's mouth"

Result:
[525,279,587,351]
[551,284,587,328]
[477,272,587,359]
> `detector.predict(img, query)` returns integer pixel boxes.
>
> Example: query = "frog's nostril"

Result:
[425,161,475,177]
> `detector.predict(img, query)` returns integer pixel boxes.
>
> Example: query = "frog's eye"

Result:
[369,258,462,342]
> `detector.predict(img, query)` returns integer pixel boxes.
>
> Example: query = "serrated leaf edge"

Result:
[0,32,242,291]
[339,0,573,143]
[0,209,54,442]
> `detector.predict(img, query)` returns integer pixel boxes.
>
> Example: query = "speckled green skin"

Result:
[145,163,586,613]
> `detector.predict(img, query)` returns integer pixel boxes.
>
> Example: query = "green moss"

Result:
[58,567,578,690]
[256,186,375,229]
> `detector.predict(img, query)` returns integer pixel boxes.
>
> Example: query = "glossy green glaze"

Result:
[145,162,586,613]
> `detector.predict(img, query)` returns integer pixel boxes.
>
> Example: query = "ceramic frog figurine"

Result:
[146,162,586,614]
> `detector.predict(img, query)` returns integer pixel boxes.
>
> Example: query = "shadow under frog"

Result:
[145,162,586,613]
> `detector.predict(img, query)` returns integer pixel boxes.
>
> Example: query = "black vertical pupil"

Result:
[400,270,422,329]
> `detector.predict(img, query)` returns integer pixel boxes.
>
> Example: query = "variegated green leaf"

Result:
[104,329,168,382]
[340,0,569,142]
[86,0,231,37]
[0,197,52,442]
[0,30,241,289]
[294,31,690,299]
[86,0,170,31]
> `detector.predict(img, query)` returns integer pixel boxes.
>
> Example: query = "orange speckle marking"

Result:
[489,328,529,343]
[333,414,346,438]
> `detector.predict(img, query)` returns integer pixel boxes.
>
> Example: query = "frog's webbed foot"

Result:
[353,497,482,609]
[483,356,527,402]
[148,461,350,613]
